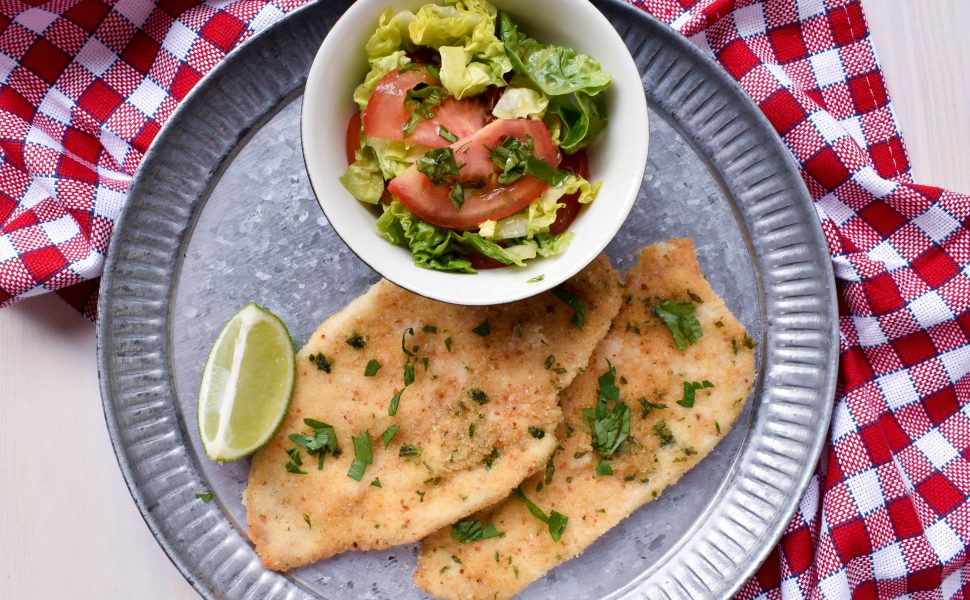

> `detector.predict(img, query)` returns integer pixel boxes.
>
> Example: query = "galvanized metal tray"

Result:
[97,1,838,598]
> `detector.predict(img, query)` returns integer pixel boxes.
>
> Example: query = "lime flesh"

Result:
[198,303,295,462]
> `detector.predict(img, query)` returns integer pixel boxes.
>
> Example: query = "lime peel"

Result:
[198,303,295,462]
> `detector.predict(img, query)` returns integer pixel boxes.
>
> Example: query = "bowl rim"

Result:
[300,0,649,306]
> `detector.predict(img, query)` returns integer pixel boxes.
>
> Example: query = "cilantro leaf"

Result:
[677,380,715,408]
[364,359,382,377]
[552,286,586,328]
[512,488,569,542]
[347,431,373,481]
[653,300,703,350]
[451,520,503,543]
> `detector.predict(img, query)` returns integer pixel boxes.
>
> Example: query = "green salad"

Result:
[340,0,611,273]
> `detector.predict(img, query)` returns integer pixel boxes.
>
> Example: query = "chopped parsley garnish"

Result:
[381,424,400,448]
[638,397,667,419]
[451,520,502,543]
[303,513,312,528]
[552,286,586,328]
[683,446,697,456]
[404,362,415,386]
[426,63,441,80]
[364,359,382,377]
[544,453,555,484]
[527,274,545,283]
[399,443,421,459]
[345,332,366,349]
[388,388,404,416]
[472,320,491,336]
[401,328,416,357]
[483,447,500,469]
[285,448,306,475]
[528,426,545,439]
[512,488,568,542]
[445,336,453,352]
[347,431,373,481]
[195,492,212,503]
[596,460,613,476]
[583,360,630,459]
[370,478,382,488]
[653,300,703,350]
[487,135,569,186]
[468,388,489,405]
[403,83,447,137]
[308,353,332,373]
[544,355,555,369]
[437,125,458,143]
[288,418,340,471]
[677,380,714,408]
[416,147,461,185]
[423,325,438,334]
[652,420,675,447]
[687,290,704,303]
[449,181,465,211]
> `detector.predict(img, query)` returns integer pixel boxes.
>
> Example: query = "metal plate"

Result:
[97,1,838,598]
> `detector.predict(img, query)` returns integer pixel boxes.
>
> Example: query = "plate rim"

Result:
[97,2,838,598]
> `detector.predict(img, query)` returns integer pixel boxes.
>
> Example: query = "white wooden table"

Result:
[1,2,967,597]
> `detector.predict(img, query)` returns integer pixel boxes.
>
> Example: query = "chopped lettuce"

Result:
[366,9,417,58]
[499,12,611,97]
[492,87,549,119]
[548,91,607,153]
[340,145,385,204]
[367,138,429,179]
[354,51,411,111]
[375,200,574,272]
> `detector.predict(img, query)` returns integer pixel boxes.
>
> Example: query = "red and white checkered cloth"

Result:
[1,0,968,597]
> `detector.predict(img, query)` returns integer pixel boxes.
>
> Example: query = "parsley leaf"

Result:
[512,488,568,541]
[652,420,675,447]
[288,418,340,471]
[677,380,715,408]
[388,388,404,416]
[468,388,489,405]
[370,478,382,488]
[653,300,703,350]
[381,424,400,448]
[345,332,366,349]
[451,520,503,543]
[437,125,458,143]
[308,353,332,373]
[449,181,465,211]
[552,286,586,328]
[528,426,545,439]
[195,492,212,503]
[472,320,491,336]
[347,431,373,481]
[595,460,613,476]
[416,147,461,185]
[582,360,630,458]
[399,443,421,459]
[364,359,382,377]
[637,397,667,419]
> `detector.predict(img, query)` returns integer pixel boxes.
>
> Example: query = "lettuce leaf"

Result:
[366,9,417,58]
[376,200,475,273]
[410,0,511,98]
[548,91,607,153]
[478,172,600,241]
[492,87,549,119]
[340,145,385,204]
[366,138,430,179]
[499,12,611,97]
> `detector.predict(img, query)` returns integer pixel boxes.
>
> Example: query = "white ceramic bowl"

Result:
[302,0,648,305]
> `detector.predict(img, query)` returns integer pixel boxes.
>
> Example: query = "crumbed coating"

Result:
[244,254,622,571]
[415,240,757,600]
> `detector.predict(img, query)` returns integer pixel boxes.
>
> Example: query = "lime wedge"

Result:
[198,303,295,462]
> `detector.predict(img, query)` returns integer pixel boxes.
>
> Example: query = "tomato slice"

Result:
[362,67,487,148]
[388,118,560,229]
[345,111,362,165]
[466,252,508,270]
[549,149,589,235]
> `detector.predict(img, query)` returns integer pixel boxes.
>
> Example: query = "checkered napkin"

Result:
[1,0,968,596]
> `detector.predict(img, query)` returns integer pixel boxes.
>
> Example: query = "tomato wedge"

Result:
[388,118,559,229]
[363,67,487,148]
[549,149,589,235]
